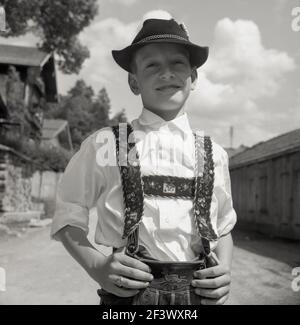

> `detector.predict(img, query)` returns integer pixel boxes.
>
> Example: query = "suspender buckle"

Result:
[126,243,138,255]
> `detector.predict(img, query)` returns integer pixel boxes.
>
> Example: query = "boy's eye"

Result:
[146,63,157,69]
[174,60,185,65]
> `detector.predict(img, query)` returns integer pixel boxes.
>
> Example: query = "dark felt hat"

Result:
[112,18,209,73]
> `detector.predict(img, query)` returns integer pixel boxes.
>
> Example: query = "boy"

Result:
[51,18,237,305]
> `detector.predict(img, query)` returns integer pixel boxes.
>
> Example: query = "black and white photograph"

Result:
[0,0,299,307]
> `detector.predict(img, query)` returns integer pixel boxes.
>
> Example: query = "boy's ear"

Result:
[190,67,198,91]
[128,73,140,95]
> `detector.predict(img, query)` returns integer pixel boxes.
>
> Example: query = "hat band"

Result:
[136,34,188,44]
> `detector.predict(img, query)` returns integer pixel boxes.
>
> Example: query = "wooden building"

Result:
[0,44,58,140]
[0,44,57,104]
[225,144,248,158]
[41,119,73,152]
[229,128,300,240]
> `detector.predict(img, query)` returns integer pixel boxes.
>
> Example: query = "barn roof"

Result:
[0,44,58,102]
[42,119,68,140]
[0,44,52,67]
[225,145,248,158]
[230,128,300,168]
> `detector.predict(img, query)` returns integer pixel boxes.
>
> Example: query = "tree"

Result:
[110,109,128,125]
[45,79,128,151]
[68,79,94,100]
[55,80,94,149]
[0,0,98,74]
[90,88,111,129]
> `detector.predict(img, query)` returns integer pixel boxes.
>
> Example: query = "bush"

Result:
[1,136,72,172]
[23,144,72,172]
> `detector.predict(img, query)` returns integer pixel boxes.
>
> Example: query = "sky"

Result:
[0,0,300,148]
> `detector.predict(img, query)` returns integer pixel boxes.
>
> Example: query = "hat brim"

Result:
[112,39,209,73]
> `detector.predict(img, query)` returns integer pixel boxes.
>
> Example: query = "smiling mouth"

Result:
[156,85,181,91]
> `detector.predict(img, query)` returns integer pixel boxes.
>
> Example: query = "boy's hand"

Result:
[95,252,153,298]
[192,262,231,305]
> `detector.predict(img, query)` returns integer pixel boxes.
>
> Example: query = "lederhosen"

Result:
[98,123,218,305]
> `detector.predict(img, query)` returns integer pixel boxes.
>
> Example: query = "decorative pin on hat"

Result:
[179,22,189,38]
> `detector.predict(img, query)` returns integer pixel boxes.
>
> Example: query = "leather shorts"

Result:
[97,257,206,305]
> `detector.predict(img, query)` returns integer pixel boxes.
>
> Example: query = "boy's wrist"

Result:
[214,233,233,269]
[85,252,108,285]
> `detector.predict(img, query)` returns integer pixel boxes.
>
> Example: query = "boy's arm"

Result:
[55,226,106,280]
[214,232,233,268]
[50,133,152,298]
[56,225,153,298]
[191,146,236,305]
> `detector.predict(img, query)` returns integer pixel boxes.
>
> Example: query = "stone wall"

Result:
[0,144,34,214]
[31,170,62,218]
[0,144,62,223]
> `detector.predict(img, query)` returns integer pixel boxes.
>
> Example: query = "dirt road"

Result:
[0,210,299,305]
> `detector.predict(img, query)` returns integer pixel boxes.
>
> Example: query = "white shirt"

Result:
[51,107,237,261]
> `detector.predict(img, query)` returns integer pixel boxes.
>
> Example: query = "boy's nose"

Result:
[159,67,175,80]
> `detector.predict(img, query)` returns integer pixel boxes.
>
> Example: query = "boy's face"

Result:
[129,43,197,116]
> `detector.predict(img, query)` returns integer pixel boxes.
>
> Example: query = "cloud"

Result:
[80,18,137,88]
[274,0,290,13]
[273,87,300,131]
[188,18,297,147]
[206,18,295,96]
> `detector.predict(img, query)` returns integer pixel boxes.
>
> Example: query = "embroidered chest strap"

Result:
[111,123,144,246]
[193,133,218,241]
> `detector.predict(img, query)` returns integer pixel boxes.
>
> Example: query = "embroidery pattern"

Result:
[143,175,195,199]
[111,124,144,246]
[193,134,218,241]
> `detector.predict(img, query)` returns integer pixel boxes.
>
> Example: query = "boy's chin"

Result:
[150,99,186,112]
[146,104,185,120]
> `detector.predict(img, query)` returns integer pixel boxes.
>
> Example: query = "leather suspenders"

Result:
[111,123,218,259]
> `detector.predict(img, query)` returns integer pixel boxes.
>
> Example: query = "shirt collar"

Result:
[137,107,193,135]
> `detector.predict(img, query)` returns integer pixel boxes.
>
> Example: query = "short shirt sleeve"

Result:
[50,133,106,240]
[215,147,237,237]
